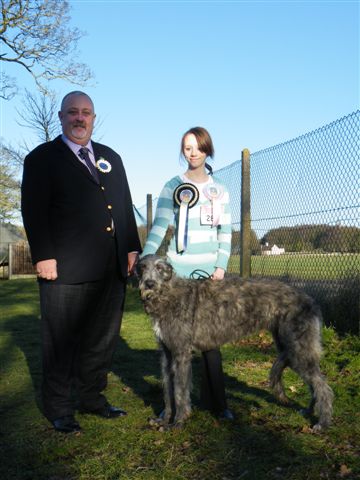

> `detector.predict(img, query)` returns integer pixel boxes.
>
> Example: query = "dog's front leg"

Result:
[172,349,193,426]
[160,343,175,424]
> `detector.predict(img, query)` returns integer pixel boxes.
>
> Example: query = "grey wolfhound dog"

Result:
[137,255,333,431]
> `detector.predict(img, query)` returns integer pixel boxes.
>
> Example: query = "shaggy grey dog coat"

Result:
[137,254,333,431]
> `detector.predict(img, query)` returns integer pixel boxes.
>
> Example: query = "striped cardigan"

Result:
[142,174,232,278]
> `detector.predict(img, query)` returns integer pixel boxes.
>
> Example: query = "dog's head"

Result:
[136,255,174,301]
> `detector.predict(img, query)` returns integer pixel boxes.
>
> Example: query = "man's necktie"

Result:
[78,147,100,183]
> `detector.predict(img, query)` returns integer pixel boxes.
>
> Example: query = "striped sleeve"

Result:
[141,180,176,256]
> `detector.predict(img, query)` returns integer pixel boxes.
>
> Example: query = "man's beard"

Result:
[71,125,87,140]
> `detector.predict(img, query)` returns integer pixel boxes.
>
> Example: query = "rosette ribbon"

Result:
[203,183,224,227]
[173,183,199,253]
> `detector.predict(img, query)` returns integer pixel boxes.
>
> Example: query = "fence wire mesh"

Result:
[137,111,359,333]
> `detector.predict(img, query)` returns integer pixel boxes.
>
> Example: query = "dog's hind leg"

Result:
[269,331,290,403]
[289,318,333,431]
[269,351,290,404]
[295,362,333,431]
[160,343,175,424]
[300,385,315,417]
[172,349,193,426]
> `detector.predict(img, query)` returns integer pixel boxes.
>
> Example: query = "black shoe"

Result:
[52,415,81,434]
[81,404,127,419]
[219,409,235,421]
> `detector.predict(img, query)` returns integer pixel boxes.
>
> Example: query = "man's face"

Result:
[58,94,96,145]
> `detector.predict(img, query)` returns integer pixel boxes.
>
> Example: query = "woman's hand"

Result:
[211,267,225,280]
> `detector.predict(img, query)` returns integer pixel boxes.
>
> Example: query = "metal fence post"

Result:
[146,193,153,234]
[240,149,251,278]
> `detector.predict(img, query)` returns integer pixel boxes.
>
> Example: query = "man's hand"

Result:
[211,267,225,281]
[36,259,58,280]
[127,252,139,276]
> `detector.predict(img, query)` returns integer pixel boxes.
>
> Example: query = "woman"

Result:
[142,126,233,420]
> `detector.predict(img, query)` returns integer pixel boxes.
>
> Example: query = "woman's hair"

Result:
[180,127,214,175]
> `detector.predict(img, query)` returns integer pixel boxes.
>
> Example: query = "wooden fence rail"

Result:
[8,243,35,279]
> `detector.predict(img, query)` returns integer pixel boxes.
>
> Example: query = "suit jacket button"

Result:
[107,204,112,210]
[101,186,105,191]
[106,226,112,232]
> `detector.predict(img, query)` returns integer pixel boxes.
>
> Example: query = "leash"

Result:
[189,269,211,280]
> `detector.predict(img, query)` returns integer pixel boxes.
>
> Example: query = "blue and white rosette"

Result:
[174,183,199,253]
[203,183,224,227]
[96,158,112,173]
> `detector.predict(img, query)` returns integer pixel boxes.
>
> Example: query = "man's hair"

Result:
[60,91,94,112]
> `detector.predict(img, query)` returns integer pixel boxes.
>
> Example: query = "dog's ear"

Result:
[136,255,153,277]
[155,258,173,280]
[135,262,143,277]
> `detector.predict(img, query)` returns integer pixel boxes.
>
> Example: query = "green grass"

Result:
[1,279,359,480]
[228,253,360,280]
[227,254,360,334]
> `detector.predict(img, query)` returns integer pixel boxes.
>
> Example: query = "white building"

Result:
[261,242,285,256]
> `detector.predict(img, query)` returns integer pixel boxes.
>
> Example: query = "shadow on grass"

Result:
[110,339,330,479]
[1,314,43,424]
[112,337,164,413]
[0,279,43,416]
[112,336,306,424]
[3,316,305,431]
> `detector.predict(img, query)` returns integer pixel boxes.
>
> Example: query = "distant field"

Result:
[228,253,360,280]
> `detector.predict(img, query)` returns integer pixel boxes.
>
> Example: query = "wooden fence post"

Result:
[240,148,251,278]
[8,243,13,280]
[146,194,153,234]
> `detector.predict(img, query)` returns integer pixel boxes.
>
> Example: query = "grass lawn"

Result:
[228,254,360,280]
[0,279,359,480]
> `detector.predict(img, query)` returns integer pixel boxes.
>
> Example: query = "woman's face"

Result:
[183,134,207,170]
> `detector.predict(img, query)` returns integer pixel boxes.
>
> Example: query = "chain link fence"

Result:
[136,111,359,334]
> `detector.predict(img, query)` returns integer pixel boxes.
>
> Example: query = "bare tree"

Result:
[0,142,22,221]
[0,0,93,99]
[0,71,18,100]
[16,89,60,142]
[16,88,105,145]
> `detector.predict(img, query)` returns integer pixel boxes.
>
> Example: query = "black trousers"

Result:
[200,349,227,414]
[39,246,126,421]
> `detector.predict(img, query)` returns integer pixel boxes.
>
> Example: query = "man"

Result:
[21,91,142,434]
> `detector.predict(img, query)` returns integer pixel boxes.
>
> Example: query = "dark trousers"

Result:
[200,349,227,413]
[39,249,126,421]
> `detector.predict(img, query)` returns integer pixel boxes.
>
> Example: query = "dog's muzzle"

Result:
[139,279,157,302]
[143,280,156,290]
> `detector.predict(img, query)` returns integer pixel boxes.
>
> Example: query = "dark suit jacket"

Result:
[21,135,142,283]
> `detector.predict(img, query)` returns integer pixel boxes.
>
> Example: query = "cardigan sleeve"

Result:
[141,179,176,256]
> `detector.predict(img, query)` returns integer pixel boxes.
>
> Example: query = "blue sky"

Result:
[1,0,359,208]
